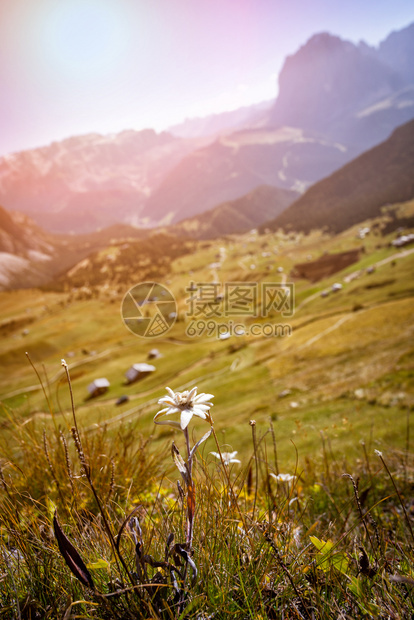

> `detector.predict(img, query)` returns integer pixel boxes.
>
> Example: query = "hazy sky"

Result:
[1,0,413,155]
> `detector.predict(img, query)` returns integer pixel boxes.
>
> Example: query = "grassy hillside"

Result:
[1,202,413,464]
[1,203,414,618]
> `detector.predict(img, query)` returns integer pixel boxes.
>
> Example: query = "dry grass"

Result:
[1,368,414,619]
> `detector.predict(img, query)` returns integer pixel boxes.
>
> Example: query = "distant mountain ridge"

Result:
[261,118,414,234]
[0,205,148,290]
[168,100,272,139]
[171,185,299,239]
[0,22,412,233]
[377,22,414,84]
[141,22,414,225]
[140,127,351,224]
[0,129,206,233]
[0,206,52,257]
[0,205,57,289]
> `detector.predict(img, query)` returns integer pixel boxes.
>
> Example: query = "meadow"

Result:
[0,207,414,618]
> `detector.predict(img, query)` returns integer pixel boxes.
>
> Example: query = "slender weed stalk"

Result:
[375,449,414,545]
[342,472,379,563]
[269,417,279,476]
[250,419,259,521]
[405,406,410,485]
[2,360,414,618]
[59,429,75,496]
[25,352,58,434]
[61,360,135,589]
[210,424,254,547]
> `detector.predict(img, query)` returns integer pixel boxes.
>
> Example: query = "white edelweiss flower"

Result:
[154,386,214,430]
[270,472,296,483]
[210,451,241,466]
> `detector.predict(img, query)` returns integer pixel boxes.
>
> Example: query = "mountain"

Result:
[0,204,149,290]
[140,126,351,224]
[169,23,414,148]
[0,205,58,289]
[261,119,414,234]
[0,129,205,233]
[268,27,414,153]
[171,185,299,239]
[377,22,414,84]
[1,23,413,234]
[141,23,414,225]
[168,100,273,139]
[0,181,296,289]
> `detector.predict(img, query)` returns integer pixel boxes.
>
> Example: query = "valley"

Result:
[1,204,413,471]
[1,13,414,617]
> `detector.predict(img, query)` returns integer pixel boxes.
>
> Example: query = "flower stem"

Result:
[184,427,192,476]
[211,425,254,547]
[183,427,195,548]
[250,420,258,522]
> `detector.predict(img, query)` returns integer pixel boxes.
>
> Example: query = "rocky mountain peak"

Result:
[377,22,414,84]
[270,28,408,143]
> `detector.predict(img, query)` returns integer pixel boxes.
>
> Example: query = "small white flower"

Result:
[154,386,214,430]
[375,449,383,458]
[210,451,241,466]
[270,473,296,483]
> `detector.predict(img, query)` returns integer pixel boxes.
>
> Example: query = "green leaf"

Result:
[309,536,349,575]
[86,558,110,571]
[309,536,334,552]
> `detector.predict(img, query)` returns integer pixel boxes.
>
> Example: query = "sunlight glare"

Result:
[38,0,130,79]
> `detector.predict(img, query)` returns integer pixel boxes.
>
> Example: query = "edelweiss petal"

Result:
[154,407,170,417]
[180,408,194,430]
[154,386,214,430]
[194,404,212,413]
[270,472,296,483]
[194,393,214,403]
[158,395,176,406]
[154,406,180,419]
[210,450,240,465]
[187,386,198,399]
